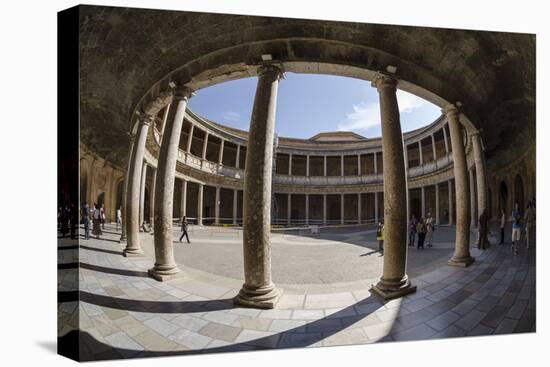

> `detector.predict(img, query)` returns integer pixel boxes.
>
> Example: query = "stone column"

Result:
[234,64,283,309]
[323,194,327,225]
[370,73,416,300]
[288,153,293,175]
[471,132,488,216]
[358,154,362,176]
[180,179,187,218]
[323,156,327,176]
[445,105,474,267]
[374,152,378,175]
[305,194,310,225]
[120,133,135,243]
[435,183,440,225]
[139,162,148,231]
[236,145,241,169]
[418,141,423,166]
[149,86,194,281]
[421,186,426,218]
[215,187,220,225]
[123,113,153,257]
[358,193,362,224]
[306,155,310,177]
[218,139,225,165]
[186,124,194,153]
[443,125,450,154]
[287,194,292,225]
[340,194,345,224]
[431,134,437,161]
[149,166,156,229]
[202,132,209,160]
[469,168,477,228]
[448,180,454,225]
[233,189,238,225]
[341,155,345,176]
[197,183,203,225]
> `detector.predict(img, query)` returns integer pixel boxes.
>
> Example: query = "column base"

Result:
[148,265,180,282]
[118,236,127,244]
[122,247,143,257]
[370,278,417,301]
[448,255,475,267]
[233,283,282,309]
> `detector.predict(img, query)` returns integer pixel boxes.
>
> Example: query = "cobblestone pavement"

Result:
[58,223,536,361]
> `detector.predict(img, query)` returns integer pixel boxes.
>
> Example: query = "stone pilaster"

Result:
[234,64,283,309]
[471,132,488,216]
[149,86,194,281]
[445,104,474,267]
[370,73,416,300]
[123,113,152,257]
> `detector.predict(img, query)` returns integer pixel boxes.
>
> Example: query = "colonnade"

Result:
[118,65,489,307]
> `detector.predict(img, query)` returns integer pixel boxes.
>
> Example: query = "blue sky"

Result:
[188,73,441,139]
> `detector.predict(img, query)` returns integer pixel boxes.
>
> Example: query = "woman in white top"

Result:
[425,213,434,248]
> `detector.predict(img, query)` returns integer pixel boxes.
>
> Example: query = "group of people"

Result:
[408,213,435,249]
[499,198,536,255]
[81,203,106,239]
[58,204,78,239]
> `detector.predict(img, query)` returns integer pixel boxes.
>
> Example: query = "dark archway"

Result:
[97,192,105,208]
[514,174,524,210]
[499,181,508,214]
[115,180,123,211]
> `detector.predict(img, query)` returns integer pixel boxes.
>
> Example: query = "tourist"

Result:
[500,208,506,244]
[478,208,489,250]
[425,212,434,248]
[376,221,384,252]
[116,207,122,231]
[408,214,417,247]
[524,201,536,249]
[179,216,190,243]
[92,204,102,239]
[416,217,427,249]
[82,203,90,239]
[511,202,521,255]
[100,204,106,230]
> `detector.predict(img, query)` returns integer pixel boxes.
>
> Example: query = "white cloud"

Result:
[337,90,428,134]
[221,111,241,123]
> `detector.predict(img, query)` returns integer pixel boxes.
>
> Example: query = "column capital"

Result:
[170,83,196,101]
[127,131,136,142]
[442,104,460,118]
[371,72,398,90]
[137,112,154,126]
[257,63,284,80]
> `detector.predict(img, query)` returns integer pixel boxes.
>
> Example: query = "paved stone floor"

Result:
[58,223,536,361]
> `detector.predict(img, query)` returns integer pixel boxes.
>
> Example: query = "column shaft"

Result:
[287,194,292,225]
[445,105,474,267]
[234,64,283,309]
[340,194,345,224]
[358,193,362,224]
[202,132,209,159]
[123,115,152,256]
[323,156,327,176]
[149,89,193,280]
[149,167,156,228]
[431,134,437,161]
[180,179,187,217]
[120,134,135,243]
[215,187,220,225]
[236,145,241,169]
[421,186,426,218]
[288,154,293,175]
[139,162,148,230]
[218,139,225,165]
[418,141,423,166]
[305,194,310,225]
[306,155,310,177]
[186,124,194,153]
[471,133,488,216]
[341,155,344,176]
[197,184,203,225]
[371,74,416,300]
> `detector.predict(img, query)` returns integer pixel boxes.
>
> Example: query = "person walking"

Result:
[408,214,417,247]
[524,201,536,249]
[478,209,489,250]
[499,209,506,245]
[82,203,90,240]
[116,207,122,231]
[92,204,102,239]
[100,204,106,230]
[416,217,426,249]
[511,202,521,255]
[376,221,384,252]
[425,212,434,248]
[179,216,191,243]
